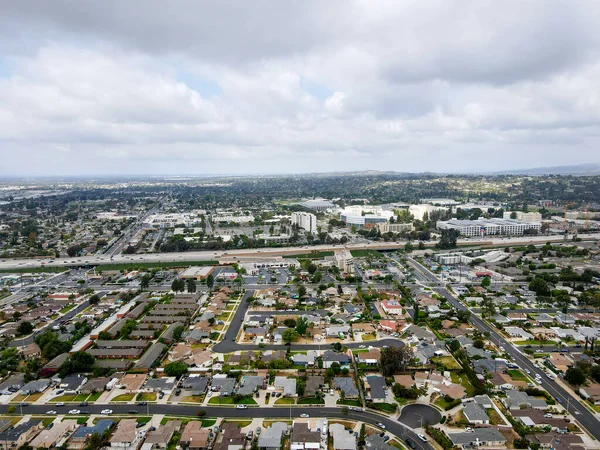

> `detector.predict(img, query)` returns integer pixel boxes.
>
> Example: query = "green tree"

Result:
[282,329,299,344]
[140,274,151,290]
[164,361,188,377]
[481,277,491,288]
[380,346,413,376]
[60,351,95,376]
[89,294,100,305]
[186,278,197,293]
[17,321,34,336]
[295,317,309,335]
[297,285,307,298]
[439,229,460,249]
[206,274,215,289]
[564,367,587,386]
[283,318,297,328]
[529,277,551,296]
[590,365,600,383]
[172,325,185,342]
[171,278,185,292]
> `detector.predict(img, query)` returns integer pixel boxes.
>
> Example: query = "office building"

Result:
[503,211,542,222]
[376,222,414,233]
[291,212,317,233]
[437,218,541,237]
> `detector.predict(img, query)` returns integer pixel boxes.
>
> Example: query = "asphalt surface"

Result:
[2,234,595,271]
[212,290,406,353]
[406,257,600,441]
[398,404,441,428]
[0,404,433,450]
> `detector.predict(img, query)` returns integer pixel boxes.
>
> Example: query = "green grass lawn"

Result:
[60,304,76,314]
[337,399,361,407]
[507,370,528,382]
[202,419,217,427]
[49,394,77,403]
[136,392,157,402]
[275,398,295,405]
[361,333,376,341]
[434,396,461,411]
[181,396,204,403]
[62,416,89,424]
[430,355,461,370]
[350,250,383,258]
[450,372,476,397]
[514,339,556,346]
[97,260,218,271]
[166,432,181,450]
[207,397,257,405]
[224,420,252,428]
[112,393,135,402]
[136,417,152,424]
[369,403,397,413]
[88,392,103,402]
[298,397,324,405]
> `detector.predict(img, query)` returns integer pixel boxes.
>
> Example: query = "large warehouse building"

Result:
[437,218,541,237]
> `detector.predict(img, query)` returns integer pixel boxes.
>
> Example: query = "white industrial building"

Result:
[299,199,334,211]
[409,204,447,221]
[502,211,542,222]
[291,212,317,233]
[437,218,541,237]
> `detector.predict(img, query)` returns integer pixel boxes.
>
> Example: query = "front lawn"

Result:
[275,398,295,405]
[507,370,528,382]
[181,396,205,403]
[136,392,157,402]
[49,395,77,403]
[207,397,257,405]
[337,399,361,407]
[430,356,461,370]
[224,420,252,428]
[514,339,556,346]
[361,333,377,342]
[60,304,76,314]
[434,396,461,411]
[112,394,135,402]
[450,372,476,397]
[88,392,103,402]
[298,397,324,405]
[368,402,397,413]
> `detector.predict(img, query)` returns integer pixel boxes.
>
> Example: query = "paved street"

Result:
[0,403,433,450]
[406,257,600,441]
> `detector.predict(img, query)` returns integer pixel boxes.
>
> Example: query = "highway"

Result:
[406,257,600,440]
[1,233,597,271]
[0,403,432,450]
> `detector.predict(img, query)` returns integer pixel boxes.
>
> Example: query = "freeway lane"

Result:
[0,404,433,450]
[406,257,600,440]
[2,234,597,271]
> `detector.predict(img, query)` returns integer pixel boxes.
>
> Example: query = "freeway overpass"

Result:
[2,233,598,272]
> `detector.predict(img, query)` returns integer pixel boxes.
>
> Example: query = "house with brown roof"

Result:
[580,383,600,405]
[213,423,245,450]
[109,419,143,450]
[180,421,210,450]
[393,375,414,388]
[144,421,182,449]
[23,342,41,358]
[117,374,147,392]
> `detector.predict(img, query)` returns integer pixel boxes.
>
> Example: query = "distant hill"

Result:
[492,163,600,176]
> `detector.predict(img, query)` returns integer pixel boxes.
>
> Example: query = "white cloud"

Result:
[0,1,599,175]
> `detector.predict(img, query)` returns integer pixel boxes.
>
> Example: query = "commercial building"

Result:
[409,204,446,221]
[291,212,317,233]
[376,222,414,233]
[299,199,334,211]
[340,213,387,229]
[503,211,542,222]
[179,266,215,281]
[437,218,541,237]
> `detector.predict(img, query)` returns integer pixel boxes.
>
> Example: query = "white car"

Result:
[359,345,366,349]
[544,413,553,418]
[68,409,80,414]
[300,414,309,418]
[525,369,531,374]
[376,423,386,429]
[465,427,474,432]
[418,434,428,442]
[235,405,247,409]
[46,410,57,415]
[101,409,113,415]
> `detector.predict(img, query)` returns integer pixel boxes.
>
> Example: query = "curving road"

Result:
[0,403,433,450]
[406,257,600,441]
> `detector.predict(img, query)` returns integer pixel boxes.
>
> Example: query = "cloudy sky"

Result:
[1,1,599,177]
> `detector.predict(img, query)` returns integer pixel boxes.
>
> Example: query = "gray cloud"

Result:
[0,0,599,176]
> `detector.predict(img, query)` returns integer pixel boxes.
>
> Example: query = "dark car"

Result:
[129,409,138,414]
[136,422,146,428]
[138,402,147,406]
[46,423,54,430]
[19,402,28,407]
[405,438,417,449]
[79,402,88,407]
[175,389,181,396]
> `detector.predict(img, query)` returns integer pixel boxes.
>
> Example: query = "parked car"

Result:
[376,423,386,429]
[129,409,138,414]
[79,402,88,407]
[101,409,113,415]
[300,414,309,418]
[235,405,248,409]
[418,434,428,442]
[46,410,57,415]
[405,439,417,449]
[138,401,147,406]
[136,422,146,428]
[68,410,80,415]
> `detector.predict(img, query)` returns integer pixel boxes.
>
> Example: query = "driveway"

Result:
[397,404,441,429]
